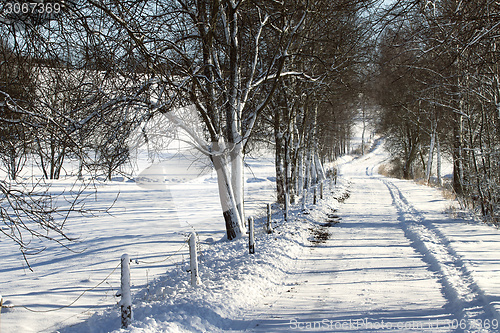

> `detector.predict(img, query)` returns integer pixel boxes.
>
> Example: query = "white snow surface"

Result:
[1,142,500,333]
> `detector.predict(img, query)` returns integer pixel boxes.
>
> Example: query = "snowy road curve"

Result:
[243,144,500,333]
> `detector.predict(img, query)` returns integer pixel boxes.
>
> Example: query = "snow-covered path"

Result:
[243,144,500,332]
[5,142,499,333]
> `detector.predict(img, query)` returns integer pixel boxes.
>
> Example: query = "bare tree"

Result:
[265,0,374,212]
[65,0,311,239]
[0,5,125,264]
[374,0,500,222]
[0,39,35,180]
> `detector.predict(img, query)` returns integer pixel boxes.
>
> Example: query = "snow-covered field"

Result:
[0,151,278,333]
[2,139,500,333]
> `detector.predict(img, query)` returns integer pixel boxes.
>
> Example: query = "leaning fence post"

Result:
[248,217,255,254]
[189,232,200,287]
[266,203,273,233]
[120,254,132,329]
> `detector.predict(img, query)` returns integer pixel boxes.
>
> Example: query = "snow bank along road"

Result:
[244,144,500,332]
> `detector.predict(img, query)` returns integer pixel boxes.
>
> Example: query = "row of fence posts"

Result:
[119,209,274,327]
[120,170,337,328]
[119,232,199,329]
[301,178,333,212]
[0,170,339,330]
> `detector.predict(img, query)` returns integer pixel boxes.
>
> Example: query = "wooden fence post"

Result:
[266,203,273,233]
[248,217,255,254]
[120,254,132,329]
[313,186,317,205]
[320,182,324,200]
[189,232,200,287]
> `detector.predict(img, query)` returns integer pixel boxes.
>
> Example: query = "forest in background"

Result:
[1,0,499,260]
[374,0,500,223]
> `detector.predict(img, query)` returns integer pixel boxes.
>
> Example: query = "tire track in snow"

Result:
[382,178,500,332]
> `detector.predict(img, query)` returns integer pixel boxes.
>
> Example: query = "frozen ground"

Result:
[1,141,500,333]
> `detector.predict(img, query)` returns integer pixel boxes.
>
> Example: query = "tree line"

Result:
[10,0,498,258]
[372,0,500,223]
[1,0,377,254]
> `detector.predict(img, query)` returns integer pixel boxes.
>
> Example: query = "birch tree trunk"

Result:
[426,127,436,184]
[436,136,442,186]
[361,106,366,155]
[230,142,245,224]
[298,151,304,195]
[453,111,464,195]
[211,145,245,240]
[314,153,326,182]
